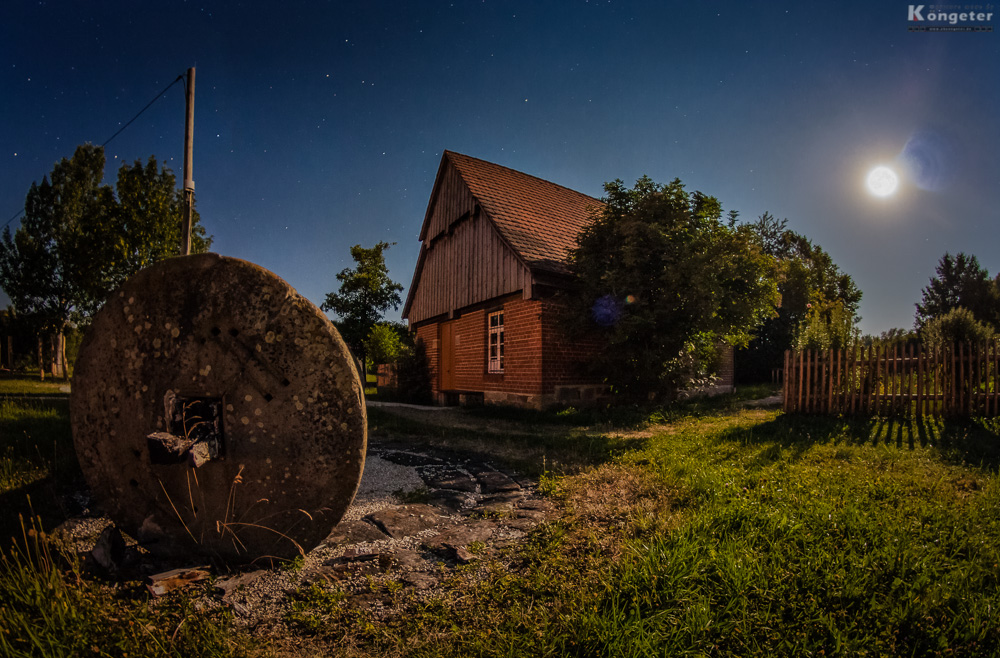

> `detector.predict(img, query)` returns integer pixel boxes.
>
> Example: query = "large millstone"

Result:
[70,254,366,563]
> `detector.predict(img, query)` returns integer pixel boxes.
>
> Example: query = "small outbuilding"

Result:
[402,151,733,408]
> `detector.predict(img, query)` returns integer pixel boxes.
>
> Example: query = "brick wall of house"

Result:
[716,344,735,387]
[416,298,600,406]
[538,300,605,395]
[416,300,735,407]
[440,298,544,397]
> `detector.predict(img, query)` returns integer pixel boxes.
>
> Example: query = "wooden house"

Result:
[402,151,734,408]
[402,151,608,408]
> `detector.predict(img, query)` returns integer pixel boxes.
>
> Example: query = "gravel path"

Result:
[53,436,556,637]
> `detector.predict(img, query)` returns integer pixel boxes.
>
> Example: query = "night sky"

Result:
[2,1,998,335]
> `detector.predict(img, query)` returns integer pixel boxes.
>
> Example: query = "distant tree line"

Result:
[870,252,1000,349]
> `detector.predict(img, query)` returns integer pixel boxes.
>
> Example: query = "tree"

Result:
[363,321,407,367]
[915,252,999,330]
[322,242,403,369]
[0,145,113,330]
[737,212,862,381]
[794,299,859,351]
[111,156,210,290]
[563,176,779,399]
[860,327,918,348]
[0,144,212,376]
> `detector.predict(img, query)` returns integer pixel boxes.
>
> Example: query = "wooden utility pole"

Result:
[181,67,195,255]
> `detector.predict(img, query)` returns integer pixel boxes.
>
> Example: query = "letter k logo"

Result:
[908,5,925,20]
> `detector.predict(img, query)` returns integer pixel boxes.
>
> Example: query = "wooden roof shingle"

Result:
[442,151,602,275]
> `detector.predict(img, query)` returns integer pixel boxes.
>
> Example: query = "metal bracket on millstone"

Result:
[70,254,367,564]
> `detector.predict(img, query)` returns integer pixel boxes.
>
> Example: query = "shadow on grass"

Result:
[459,387,781,431]
[368,407,648,476]
[0,477,82,546]
[715,412,1000,470]
[0,398,83,545]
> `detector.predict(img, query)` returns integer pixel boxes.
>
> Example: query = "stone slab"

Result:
[423,520,496,550]
[401,572,439,590]
[147,566,212,596]
[419,467,478,492]
[426,490,475,512]
[366,504,445,539]
[475,470,521,494]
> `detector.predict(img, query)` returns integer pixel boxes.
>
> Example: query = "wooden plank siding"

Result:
[406,163,533,325]
[421,159,477,242]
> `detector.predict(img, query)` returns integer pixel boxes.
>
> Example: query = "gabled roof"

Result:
[403,152,604,322]
[438,151,602,274]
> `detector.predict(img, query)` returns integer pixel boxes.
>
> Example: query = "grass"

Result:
[4,387,1000,656]
[284,583,348,634]
[0,398,80,545]
[0,373,71,396]
[0,517,251,657]
[347,404,1000,657]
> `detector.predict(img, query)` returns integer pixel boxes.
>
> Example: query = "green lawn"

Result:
[351,406,1000,657]
[3,392,1000,656]
[0,373,71,396]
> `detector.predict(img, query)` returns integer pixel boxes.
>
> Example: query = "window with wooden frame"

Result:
[487,310,504,374]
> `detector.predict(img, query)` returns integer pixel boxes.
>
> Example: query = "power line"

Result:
[2,73,186,233]
[100,75,184,148]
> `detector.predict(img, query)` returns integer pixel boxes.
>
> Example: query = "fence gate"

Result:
[783,342,1000,417]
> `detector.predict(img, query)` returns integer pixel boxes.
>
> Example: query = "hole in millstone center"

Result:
[146,396,226,465]
[172,396,224,450]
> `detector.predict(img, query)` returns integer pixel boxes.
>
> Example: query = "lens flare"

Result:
[900,131,956,191]
[591,295,623,327]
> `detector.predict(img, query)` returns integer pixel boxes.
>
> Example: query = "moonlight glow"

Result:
[866,166,899,197]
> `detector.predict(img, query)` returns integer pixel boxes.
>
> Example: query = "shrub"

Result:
[921,306,996,347]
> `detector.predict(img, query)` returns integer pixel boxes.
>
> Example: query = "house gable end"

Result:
[404,154,532,324]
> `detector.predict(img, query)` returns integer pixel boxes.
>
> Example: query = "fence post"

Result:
[831,348,844,413]
[804,349,811,413]
[916,343,923,418]
[796,349,803,413]
[850,345,858,415]
[960,342,967,416]
[783,350,790,413]
[992,340,1000,416]
[949,343,956,416]
[934,344,941,416]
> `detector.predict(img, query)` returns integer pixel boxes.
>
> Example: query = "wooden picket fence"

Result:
[783,341,1000,417]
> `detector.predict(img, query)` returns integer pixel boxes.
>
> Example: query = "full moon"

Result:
[866,166,899,197]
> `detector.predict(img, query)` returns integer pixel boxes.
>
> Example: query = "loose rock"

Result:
[325,520,389,545]
[147,566,211,597]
